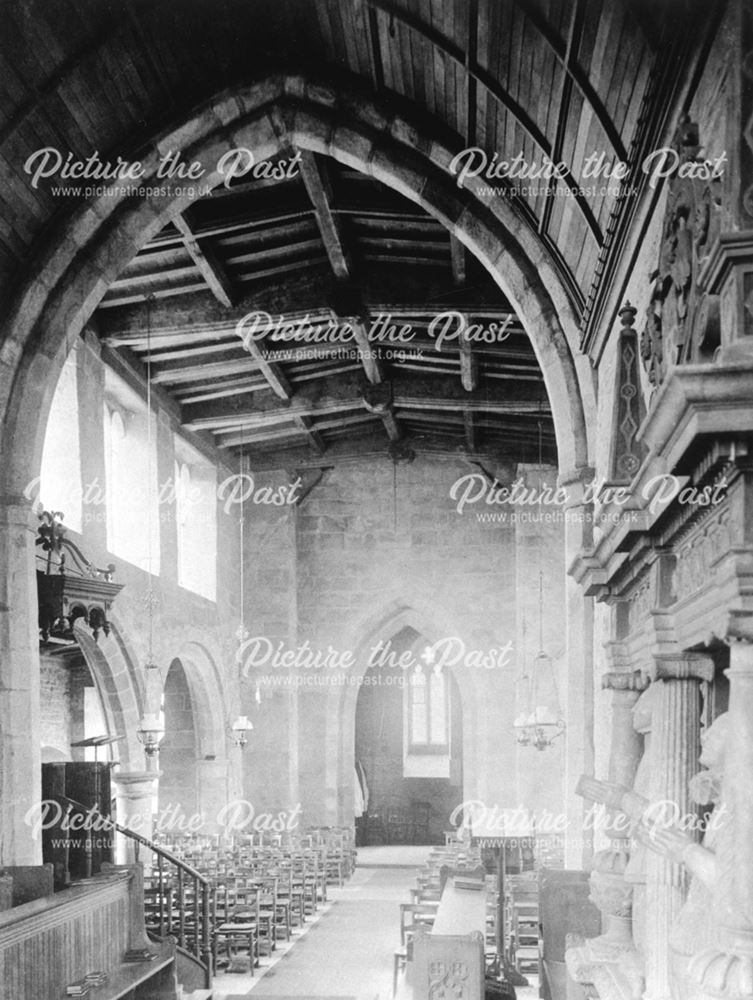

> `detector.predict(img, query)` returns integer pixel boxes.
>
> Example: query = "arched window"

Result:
[104,404,127,555]
[102,381,160,574]
[40,349,82,532]
[408,666,449,751]
[174,440,216,601]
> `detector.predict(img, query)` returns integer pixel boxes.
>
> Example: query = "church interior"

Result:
[0,1,751,999]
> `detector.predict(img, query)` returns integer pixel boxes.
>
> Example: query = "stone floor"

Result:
[212,847,540,1000]
[213,850,422,1000]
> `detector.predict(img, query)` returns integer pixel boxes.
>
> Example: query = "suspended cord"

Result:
[239,425,245,642]
[393,460,397,533]
[146,293,155,667]
[534,405,544,708]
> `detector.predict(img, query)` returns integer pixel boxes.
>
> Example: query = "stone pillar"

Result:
[112,769,161,865]
[644,652,713,1000]
[600,663,648,931]
[0,496,42,865]
[196,757,230,834]
[690,635,753,1000]
[562,468,596,868]
[603,665,647,790]
[566,668,649,997]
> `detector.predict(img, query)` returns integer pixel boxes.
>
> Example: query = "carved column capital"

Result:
[602,670,650,692]
[650,652,715,683]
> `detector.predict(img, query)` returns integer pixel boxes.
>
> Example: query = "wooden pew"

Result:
[412,868,488,1000]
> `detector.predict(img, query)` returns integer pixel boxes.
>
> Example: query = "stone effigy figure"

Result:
[576,711,729,1000]
[622,685,658,969]
[636,711,729,1000]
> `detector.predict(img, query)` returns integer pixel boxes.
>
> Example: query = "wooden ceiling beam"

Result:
[173,212,237,308]
[351,322,384,384]
[297,149,402,445]
[450,236,467,286]
[182,369,547,421]
[539,0,586,237]
[464,411,476,451]
[513,0,628,162]
[217,412,380,448]
[239,430,550,472]
[152,358,257,384]
[175,381,270,405]
[293,415,326,454]
[298,150,352,280]
[184,393,549,434]
[458,328,478,392]
[362,0,602,244]
[241,337,292,401]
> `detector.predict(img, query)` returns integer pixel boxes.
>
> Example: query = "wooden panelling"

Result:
[0,876,130,1000]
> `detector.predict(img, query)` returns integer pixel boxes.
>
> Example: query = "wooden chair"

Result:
[399,902,438,946]
[409,801,432,844]
[212,882,260,974]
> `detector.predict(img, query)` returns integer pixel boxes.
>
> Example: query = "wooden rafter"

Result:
[450,236,467,286]
[298,148,401,446]
[362,0,603,244]
[458,329,478,392]
[184,393,549,434]
[173,212,236,308]
[298,150,351,280]
[539,0,586,237]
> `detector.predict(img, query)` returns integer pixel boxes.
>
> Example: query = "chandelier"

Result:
[135,296,165,762]
[513,416,565,750]
[513,650,565,750]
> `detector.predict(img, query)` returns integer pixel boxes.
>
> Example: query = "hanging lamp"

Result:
[513,415,565,750]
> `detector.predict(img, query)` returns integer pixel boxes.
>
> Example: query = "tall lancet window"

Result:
[174,437,217,602]
[102,370,160,574]
[39,348,83,532]
[408,666,448,752]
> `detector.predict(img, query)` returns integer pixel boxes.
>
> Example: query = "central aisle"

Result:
[217,853,425,1000]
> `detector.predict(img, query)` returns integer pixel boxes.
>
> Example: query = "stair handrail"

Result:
[55,794,212,985]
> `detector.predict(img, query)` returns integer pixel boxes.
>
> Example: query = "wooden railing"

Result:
[56,796,213,988]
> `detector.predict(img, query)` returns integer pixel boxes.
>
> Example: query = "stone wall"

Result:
[241,454,569,835]
[33,332,242,836]
[39,657,72,760]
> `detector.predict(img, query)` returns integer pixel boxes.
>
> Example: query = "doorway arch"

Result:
[354,623,464,846]
[324,596,484,829]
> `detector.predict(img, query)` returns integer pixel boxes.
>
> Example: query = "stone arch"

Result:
[324,595,483,827]
[159,658,200,816]
[0,73,593,511]
[165,635,228,759]
[155,632,231,831]
[0,76,593,854]
[72,617,144,768]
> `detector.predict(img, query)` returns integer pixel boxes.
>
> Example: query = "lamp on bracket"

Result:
[229,715,253,750]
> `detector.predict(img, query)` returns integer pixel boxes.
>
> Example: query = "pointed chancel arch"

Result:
[0,73,594,860]
[0,73,594,511]
[320,596,485,828]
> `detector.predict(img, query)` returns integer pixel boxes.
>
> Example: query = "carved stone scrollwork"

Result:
[640,117,722,388]
[673,509,732,603]
[628,574,654,634]
[602,670,650,693]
